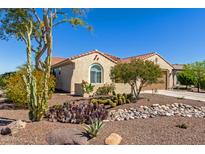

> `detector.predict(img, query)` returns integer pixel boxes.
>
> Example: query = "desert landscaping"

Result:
[1,8,205,146]
[1,91,205,145]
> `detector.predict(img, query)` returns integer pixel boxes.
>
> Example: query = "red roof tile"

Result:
[68,50,120,63]
[51,57,66,66]
[120,52,156,63]
[51,50,158,67]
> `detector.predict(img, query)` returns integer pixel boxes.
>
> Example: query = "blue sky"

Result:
[1,8,205,74]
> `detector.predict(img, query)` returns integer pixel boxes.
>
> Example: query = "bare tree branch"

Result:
[32,8,41,23]
[31,47,38,53]
[53,19,70,28]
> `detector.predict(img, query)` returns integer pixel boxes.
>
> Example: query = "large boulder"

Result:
[105,133,122,145]
[0,120,26,135]
[46,128,89,145]
[1,127,12,135]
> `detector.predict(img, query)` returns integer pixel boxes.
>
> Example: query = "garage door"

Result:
[142,71,167,90]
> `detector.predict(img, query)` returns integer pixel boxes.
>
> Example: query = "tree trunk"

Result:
[130,82,137,99]
[137,84,143,97]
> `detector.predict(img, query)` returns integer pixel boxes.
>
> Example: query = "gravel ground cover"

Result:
[0,93,205,145]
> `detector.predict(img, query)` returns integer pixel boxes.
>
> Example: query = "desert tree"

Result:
[180,62,205,92]
[0,8,91,121]
[177,71,194,88]
[110,59,163,98]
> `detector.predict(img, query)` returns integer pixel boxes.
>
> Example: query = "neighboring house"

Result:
[51,49,174,95]
[172,64,185,87]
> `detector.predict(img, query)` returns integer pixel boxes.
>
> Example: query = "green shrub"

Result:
[0,72,15,88]
[112,90,116,96]
[111,103,117,107]
[176,123,188,129]
[95,83,115,96]
[90,93,132,107]
[177,72,194,88]
[0,76,6,88]
[81,80,94,95]
[4,69,56,107]
[177,96,184,100]
[52,104,63,109]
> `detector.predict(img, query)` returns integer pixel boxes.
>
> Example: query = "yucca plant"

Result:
[83,118,104,138]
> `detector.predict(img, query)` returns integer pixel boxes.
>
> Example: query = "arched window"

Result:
[90,64,103,83]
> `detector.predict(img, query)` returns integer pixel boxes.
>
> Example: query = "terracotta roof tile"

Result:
[64,50,120,63]
[120,52,156,63]
[51,50,158,66]
[51,57,66,66]
[103,53,121,62]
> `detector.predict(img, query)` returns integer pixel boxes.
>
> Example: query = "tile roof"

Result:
[51,50,158,67]
[51,57,66,66]
[68,50,121,63]
[51,50,121,67]
[120,52,156,63]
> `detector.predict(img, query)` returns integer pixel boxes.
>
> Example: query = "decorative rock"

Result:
[165,112,172,117]
[150,115,155,118]
[0,120,26,135]
[46,128,89,145]
[142,115,148,119]
[201,107,205,112]
[1,127,11,135]
[186,114,192,117]
[130,116,135,120]
[151,104,160,107]
[107,103,205,121]
[143,106,149,110]
[105,133,122,145]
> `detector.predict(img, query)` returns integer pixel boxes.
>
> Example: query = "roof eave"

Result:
[51,58,73,68]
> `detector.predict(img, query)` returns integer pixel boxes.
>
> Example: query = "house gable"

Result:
[145,53,174,70]
[51,49,119,68]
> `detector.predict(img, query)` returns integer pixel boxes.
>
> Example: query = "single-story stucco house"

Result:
[51,49,174,95]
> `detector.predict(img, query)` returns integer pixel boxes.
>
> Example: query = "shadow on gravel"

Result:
[0,117,15,126]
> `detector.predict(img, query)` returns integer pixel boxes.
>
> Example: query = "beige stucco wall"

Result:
[53,53,174,95]
[54,63,74,92]
[70,53,116,95]
[146,54,173,89]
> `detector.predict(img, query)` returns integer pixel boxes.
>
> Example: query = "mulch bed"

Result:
[0,93,205,144]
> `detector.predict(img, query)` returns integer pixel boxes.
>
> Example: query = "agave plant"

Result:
[83,118,104,138]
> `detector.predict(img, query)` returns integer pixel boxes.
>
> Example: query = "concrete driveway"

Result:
[142,90,205,102]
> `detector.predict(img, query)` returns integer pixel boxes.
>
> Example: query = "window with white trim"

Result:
[90,64,102,83]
